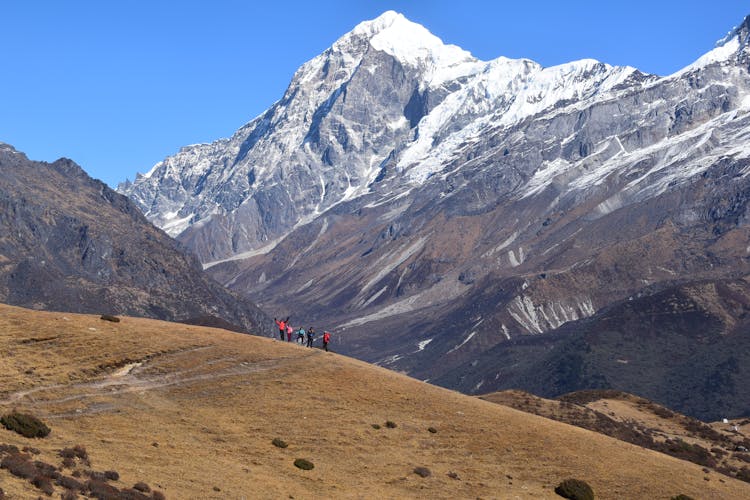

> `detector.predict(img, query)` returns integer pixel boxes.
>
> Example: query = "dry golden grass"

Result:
[1,303,749,499]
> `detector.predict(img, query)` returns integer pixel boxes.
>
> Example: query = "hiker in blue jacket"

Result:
[306,327,315,347]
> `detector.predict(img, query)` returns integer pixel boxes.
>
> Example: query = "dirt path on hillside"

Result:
[2,346,321,416]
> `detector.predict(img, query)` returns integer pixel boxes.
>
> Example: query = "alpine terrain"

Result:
[0,143,271,335]
[120,12,750,420]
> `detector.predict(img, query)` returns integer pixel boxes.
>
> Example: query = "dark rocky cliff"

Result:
[0,143,272,335]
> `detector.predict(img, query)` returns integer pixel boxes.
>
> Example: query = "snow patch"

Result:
[416,338,433,351]
[447,331,476,354]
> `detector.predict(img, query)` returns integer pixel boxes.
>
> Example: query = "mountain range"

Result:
[118,11,750,419]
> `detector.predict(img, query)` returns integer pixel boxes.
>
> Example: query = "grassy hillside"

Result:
[1,303,748,499]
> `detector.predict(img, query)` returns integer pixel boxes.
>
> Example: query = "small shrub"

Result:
[671,495,695,500]
[61,491,77,500]
[133,482,150,493]
[554,478,594,500]
[385,421,397,428]
[31,474,54,495]
[413,466,431,478]
[104,470,119,481]
[100,315,120,323]
[32,460,59,479]
[86,478,120,498]
[447,471,460,480]
[119,488,151,500]
[371,424,381,429]
[57,475,85,491]
[427,427,437,434]
[272,438,288,448]
[1,412,51,438]
[152,491,166,500]
[294,458,314,470]
[23,446,40,455]
[1,453,38,479]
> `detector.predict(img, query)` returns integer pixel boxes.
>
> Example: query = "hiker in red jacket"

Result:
[274,317,289,341]
[322,331,331,352]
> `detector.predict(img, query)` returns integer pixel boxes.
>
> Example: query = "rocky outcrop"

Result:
[0,143,272,335]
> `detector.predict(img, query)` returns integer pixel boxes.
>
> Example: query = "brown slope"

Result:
[0,143,272,335]
[482,389,750,483]
[0,304,749,499]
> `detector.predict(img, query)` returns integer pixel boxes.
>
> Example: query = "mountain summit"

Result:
[120,12,750,419]
[119,11,634,262]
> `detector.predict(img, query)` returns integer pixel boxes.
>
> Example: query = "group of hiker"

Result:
[274,317,332,351]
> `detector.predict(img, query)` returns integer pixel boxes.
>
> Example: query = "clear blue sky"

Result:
[2,0,749,187]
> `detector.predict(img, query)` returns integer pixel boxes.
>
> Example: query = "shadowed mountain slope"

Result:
[0,143,271,335]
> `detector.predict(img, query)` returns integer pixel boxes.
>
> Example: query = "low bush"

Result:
[100,315,120,323]
[371,424,381,429]
[385,421,397,428]
[413,466,431,478]
[152,491,166,500]
[670,495,695,500]
[119,488,151,500]
[1,453,38,479]
[1,411,51,438]
[294,458,314,470]
[60,445,88,461]
[86,478,120,498]
[554,478,595,500]
[271,438,288,448]
[104,470,120,481]
[133,482,150,493]
[427,427,437,433]
[57,475,85,491]
[31,475,54,496]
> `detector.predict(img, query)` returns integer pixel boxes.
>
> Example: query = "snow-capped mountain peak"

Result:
[350,10,476,70]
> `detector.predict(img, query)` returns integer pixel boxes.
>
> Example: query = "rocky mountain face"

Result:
[120,12,750,418]
[0,143,272,334]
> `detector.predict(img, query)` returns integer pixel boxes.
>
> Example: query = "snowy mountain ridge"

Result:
[120,11,645,254]
[117,12,750,411]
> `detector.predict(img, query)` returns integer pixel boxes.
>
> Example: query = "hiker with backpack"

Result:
[296,327,306,345]
[274,317,289,341]
[306,327,315,347]
[322,331,331,351]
